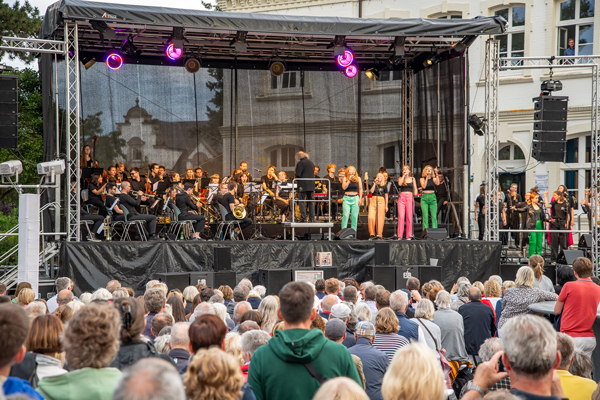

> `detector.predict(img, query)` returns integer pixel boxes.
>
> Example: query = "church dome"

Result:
[125,98,151,119]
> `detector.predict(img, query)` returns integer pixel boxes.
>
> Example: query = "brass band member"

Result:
[119,181,159,240]
[236,173,250,205]
[275,171,291,223]
[398,165,417,239]
[148,163,161,184]
[104,183,124,221]
[185,169,195,180]
[106,166,117,183]
[420,165,440,229]
[341,166,362,231]
[176,183,207,240]
[87,174,108,217]
[116,162,129,181]
[233,161,253,182]
[222,181,252,239]
[368,172,388,239]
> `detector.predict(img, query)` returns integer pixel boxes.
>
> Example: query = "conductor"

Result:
[295,151,315,222]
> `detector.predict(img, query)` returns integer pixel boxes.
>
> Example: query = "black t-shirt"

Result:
[129,177,146,193]
[88,183,103,199]
[372,184,388,197]
[261,175,277,193]
[105,194,119,211]
[551,201,569,221]
[476,195,485,215]
[223,193,235,215]
[321,174,339,191]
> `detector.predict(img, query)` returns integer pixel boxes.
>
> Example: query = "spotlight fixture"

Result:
[80,55,96,70]
[452,35,477,53]
[165,43,183,60]
[343,65,358,78]
[336,49,354,67]
[327,35,347,56]
[185,58,201,73]
[468,114,486,136]
[171,27,185,49]
[105,51,124,70]
[122,36,141,57]
[541,79,563,93]
[89,20,116,40]
[230,31,248,53]
[270,60,286,77]
[365,67,380,81]
[423,53,440,68]
[0,160,23,177]
[389,37,405,57]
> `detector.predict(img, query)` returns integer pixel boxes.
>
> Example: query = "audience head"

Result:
[354,321,376,342]
[382,343,445,400]
[200,287,215,302]
[0,304,30,369]
[322,294,338,312]
[375,290,390,309]
[233,285,250,302]
[343,286,358,303]
[184,347,244,400]
[167,295,186,323]
[313,377,369,400]
[57,289,74,306]
[435,290,452,309]
[113,297,145,342]
[93,288,112,300]
[489,275,503,287]
[406,277,420,291]
[331,303,351,322]
[478,337,504,362]
[209,294,225,304]
[325,278,340,295]
[79,292,93,305]
[26,314,64,358]
[144,288,167,313]
[240,310,263,326]
[354,302,372,322]
[183,286,200,303]
[315,279,326,293]
[556,332,575,370]
[375,308,399,334]
[151,313,174,337]
[573,257,593,279]
[278,282,315,326]
[192,302,216,321]
[569,351,593,379]
[457,281,472,298]
[169,322,190,351]
[17,287,35,305]
[237,320,260,334]
[254,285,266,298]
[364,285,378,302]
[55,277,72,292]
[515,266,535,287]
[414,299,435,320]
[503,280,516,293]
[189,314,227,353]
[239,278,253,290]
[468,287,482,301]
[26,301,47,320]
[324,318,347,343]
[233,301,252,323]
[112,288,129,299]
[224,332,244,367]
[483,280,501,298]
[257,295,278,329]
[389,290,409,313]
[112,358,185,400]
[54,304,74,324]
[106,279,121,294]
[528,255,545,280]
[427,286,442,303]
[240,329,270,363]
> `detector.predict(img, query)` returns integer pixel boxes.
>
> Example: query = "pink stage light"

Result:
[336,50,354,67]
[166,43,183,60]
[106,52,123,70]
[344,64,358,78]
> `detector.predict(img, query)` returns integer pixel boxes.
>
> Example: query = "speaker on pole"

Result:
[531,95,568,162]
[0,75,18,149]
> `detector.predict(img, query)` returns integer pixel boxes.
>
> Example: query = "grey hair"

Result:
[515,267,535,287]
[233,301,252,322]
[456,276,470,285]
[257,296,278,332]
[111,358,186,400]
[213,302,228,325]
[501,314,557,378]
[240,330,271,357]
[296,151,309,162]
[66,300,85,315]
[478,337,503,362]
[145,280,160,291]
[169,322,190,349]
[435,290,452,309]
[254,285,266,298]
[209,294,225,304]
[489,275,503,286]
[55,277,71,292]
[414,299,435,320]
[468,287,482,301]
[93,288,112,300]
[26,301,47,319]
[389,290,408,313]
[79,292,93,305]
[321,295,338,312]
[456,282,471,298]
[233,285,250,302]
[556,332,575,369]
[153,335,171,354]
[192,302,216,320]
[112,288,129,299]
[248,290,261,299]
[144,288,166,313]
[354,302,372,322]
[182,286,199,302]
[569,351,593,379]
[239,278,253,290]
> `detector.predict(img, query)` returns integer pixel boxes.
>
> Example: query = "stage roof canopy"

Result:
[41,0,506,70]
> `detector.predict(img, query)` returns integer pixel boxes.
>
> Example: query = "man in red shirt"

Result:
[554,257,600,358]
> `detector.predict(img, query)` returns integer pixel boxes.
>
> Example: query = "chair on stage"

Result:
[106,209,125,241]
[216,204,243,241]
[167,204,195,240]
[121,207,147,241]
[80,219,96,241]
[80,189,93,214]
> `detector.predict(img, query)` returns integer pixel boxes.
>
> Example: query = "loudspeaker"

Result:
[531,149,565,162]
[317,266,338,280]
[304,233,323,240]
[544,264,556,285]
[214,247,231,271]
[557,250,585,265]
[154,272,190,292]
[533,121,567,132]
[335,228,356,240]
[364,266,396,291]
[0,75,18,149]
[374,242,390,265]
[395,266,443,289]
[532,95,568,162]
[189,271,237,289]
[532,141,566,153]
[579,234,593,249]
[500,264,521,282]
[258,269,292,295]
[422,228,447,240]
[532,131,567,142]
[185,58,201,73]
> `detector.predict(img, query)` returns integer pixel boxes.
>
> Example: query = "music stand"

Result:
[200,177,211,188]
[155,181,169,195]
[81,168,103,179]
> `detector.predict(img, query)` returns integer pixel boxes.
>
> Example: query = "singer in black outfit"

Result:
[87,174,108,217]
[176,183,206,240]
[119,181,159,240]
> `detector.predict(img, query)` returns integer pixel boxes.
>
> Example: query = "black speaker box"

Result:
[532,140,566,153]
[304,233,324,240]
[317,266,338,280]
[335,228,356,240]
[557,250,585,265]
[374,242,390,265]
[499,264,521,282]
[364,266,396,291]
[533,131,567,142]
[395,266,443,289]
[189,271,237,289]
[214,247,231,271]
[422,228,447,240]
[0,75,18,149]
[579,234,593,249]
[532,149,565,162]
[544,264,556,285]
[533,121,567,132]
[39,279,56,300]
[258,269,292,295]
[154,272,190,292]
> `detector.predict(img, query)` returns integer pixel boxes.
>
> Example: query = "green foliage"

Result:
[0,0,43,63]
[201,1,222,11]
[0,207,18,265]
[205,68,223,136]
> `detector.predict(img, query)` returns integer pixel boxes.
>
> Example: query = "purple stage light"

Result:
[106,52,123,70]
[336,50,354,67]
[166,43,183,60]
[344,65,358,78]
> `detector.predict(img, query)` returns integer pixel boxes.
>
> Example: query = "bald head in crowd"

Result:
[321,295,338,312]
[57,289,74,306]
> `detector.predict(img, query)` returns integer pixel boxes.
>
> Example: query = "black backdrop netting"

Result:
[59,240,501,295]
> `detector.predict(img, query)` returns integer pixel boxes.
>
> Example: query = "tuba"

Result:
[233,205,247,219]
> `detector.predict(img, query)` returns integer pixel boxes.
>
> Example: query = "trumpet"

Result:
[233,205,247,219]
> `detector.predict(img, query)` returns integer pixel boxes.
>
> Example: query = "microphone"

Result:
[255,168,262,172]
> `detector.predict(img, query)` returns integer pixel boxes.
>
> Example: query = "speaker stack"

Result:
[531,95,568,162]
[0,75,18,149]
[258,269,293,296]
[395,266,443,290]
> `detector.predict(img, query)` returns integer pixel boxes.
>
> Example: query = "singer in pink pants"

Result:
[397,165,418,239]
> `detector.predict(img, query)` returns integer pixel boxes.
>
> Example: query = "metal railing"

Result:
[290,178,334,240]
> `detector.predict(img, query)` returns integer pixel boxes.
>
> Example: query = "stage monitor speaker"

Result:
[374,242,390,265]
[395,266,443,290]
[214,247,231,271]
[154,272,190,292]
[189,271,237,289]
[579,234,593,249]
[500,264,521,282]
[335,228,356,240]
[365,266,396,292]
[557,250,585,265]
[422,228,447,240]
[0,75,18,149]
[258,269,292,295]
[304,233,324,240]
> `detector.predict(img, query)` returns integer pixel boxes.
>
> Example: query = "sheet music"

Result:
[109,198,119,211]
[116,183,122,194]
[259,193,268,205]
[151,199,159,208]
[163,198,170,211]
[153,182,159,191]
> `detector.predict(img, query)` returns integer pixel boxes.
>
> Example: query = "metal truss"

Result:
[65,23,81,241]
[401,65,414,170]
[484,39,499,242]
[487,53,600,272]
[0,36,65,55]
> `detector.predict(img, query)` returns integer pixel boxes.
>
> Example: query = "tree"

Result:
[205,68,223,136]
[0,0,43,63]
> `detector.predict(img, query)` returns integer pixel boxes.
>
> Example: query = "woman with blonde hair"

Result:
[257,295,279,334]
[341,165,363,231]
[382,342,446,400]
[184,347,254,400]
[397,165,418,239]
[483,280,502,309]
[411,299,443,359]
[313,377,369,400]
[17,287,35,306]
[20,315,67,385]
[354,302,372,323]
[185,169,195,180]
[529,254,555,293]
[368,172,389,239]
[373,308,410,362]
[224,332,245,367]
[420,165,440,230]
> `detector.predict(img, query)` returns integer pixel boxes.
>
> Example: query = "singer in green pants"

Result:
[419,165,440,229]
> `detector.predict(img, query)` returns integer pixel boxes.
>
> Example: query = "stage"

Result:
[59,239,502,295]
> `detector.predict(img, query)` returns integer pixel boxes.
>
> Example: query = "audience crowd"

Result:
[1,257,599,400]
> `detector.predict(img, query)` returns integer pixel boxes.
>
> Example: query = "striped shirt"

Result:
[373,333,410,362]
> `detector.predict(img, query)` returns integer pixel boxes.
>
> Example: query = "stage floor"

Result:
[59,239,502,295]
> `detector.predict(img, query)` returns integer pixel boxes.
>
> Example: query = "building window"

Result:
[270,146,301,170]
[557,0,594,56]
[499,144,526,161]
[564,170,579,194]
[494,6,526,58]
[499,146,511,160]
[436,13,462,19]
[586,135,591,162]
[377,70,403,82]
[271,71,303,90]
[383,146,396,170]
[565,137,579,163]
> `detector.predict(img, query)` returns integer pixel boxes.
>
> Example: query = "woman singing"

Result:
[397,165,417,239]
[513,191,547,257]
[341,166,363,231]
[544,190,570,261]
[275,171,291,223]
[420,165,440,230]
[87,174,108,217]
[368,173,388,239]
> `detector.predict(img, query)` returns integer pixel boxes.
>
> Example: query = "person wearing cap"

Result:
[331,303,356,349]
[348,321,389,400]
[324,318,366,389]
